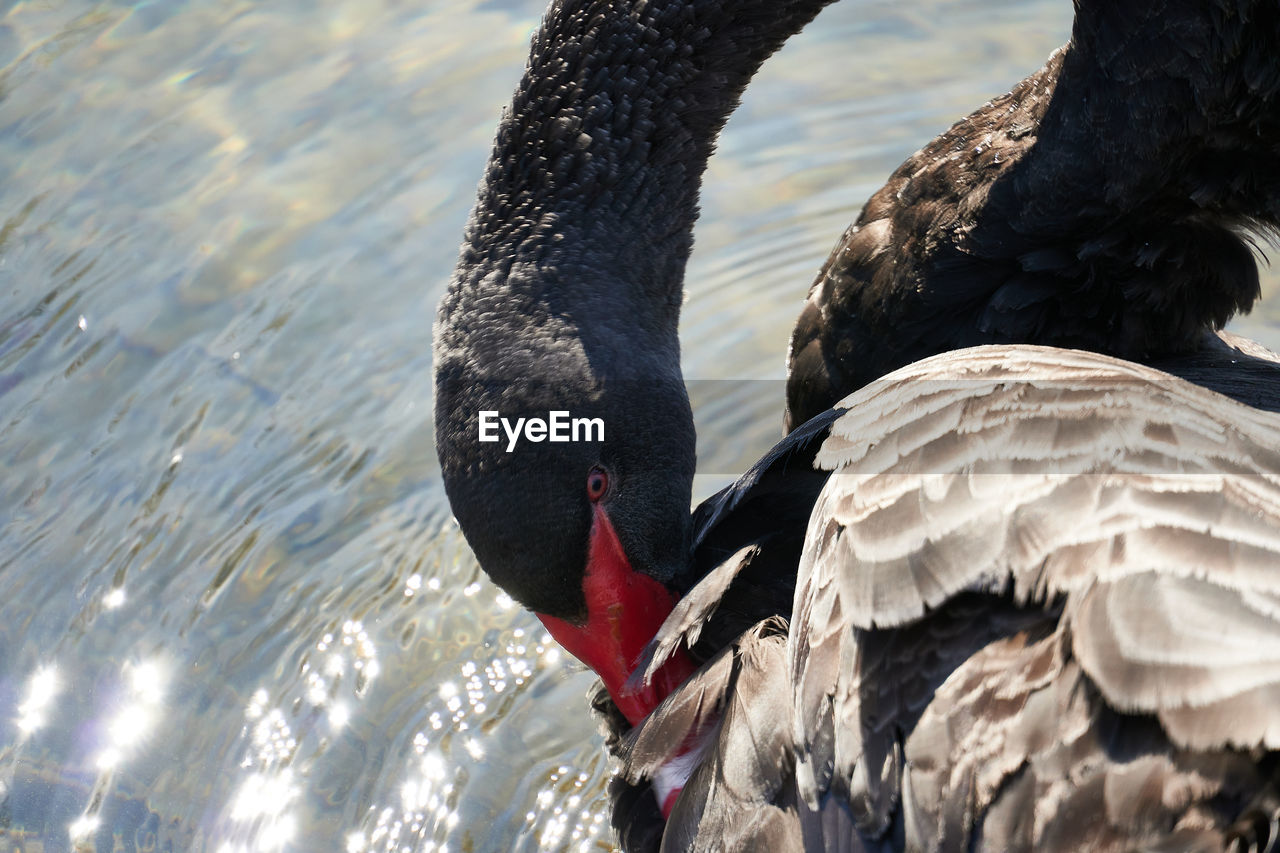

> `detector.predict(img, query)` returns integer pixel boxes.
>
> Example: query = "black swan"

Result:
[434,0,1280,848]
[786,0,1280,427]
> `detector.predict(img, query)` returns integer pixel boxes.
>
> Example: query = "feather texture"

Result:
[787,345,1280,848]
[784,0,1280,427]
[607,346,1280,850]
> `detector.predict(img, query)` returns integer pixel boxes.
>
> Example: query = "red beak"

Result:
[536,504,697,726]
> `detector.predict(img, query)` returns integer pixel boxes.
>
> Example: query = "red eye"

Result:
[586,466,609,502]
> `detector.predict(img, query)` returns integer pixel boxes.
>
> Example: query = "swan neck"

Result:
[452,0,835,333]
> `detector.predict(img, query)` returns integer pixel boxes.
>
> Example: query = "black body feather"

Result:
[786,1,1280,427]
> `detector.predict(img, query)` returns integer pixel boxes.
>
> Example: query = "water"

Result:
[0,1,1275,851]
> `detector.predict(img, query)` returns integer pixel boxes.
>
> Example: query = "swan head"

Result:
[434,271,697,722]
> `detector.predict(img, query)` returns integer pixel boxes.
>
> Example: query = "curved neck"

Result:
[452,0,836,341]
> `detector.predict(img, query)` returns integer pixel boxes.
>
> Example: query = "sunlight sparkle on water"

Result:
[92,659,166,770]
[16,665,59,735]
[530,766,607,851]
[329,701,352,728]
[250,706,297,764]
[351,621,584,851]
[421,750,447,782]
[107,703,154,749]
[97,747,122,771]
[335,619,380,691]
[229,769,300,849]
[246,689,270,718]
[128,659,166,705]
[69,814,100,842]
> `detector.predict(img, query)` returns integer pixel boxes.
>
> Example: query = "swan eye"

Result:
[586,466,609,502]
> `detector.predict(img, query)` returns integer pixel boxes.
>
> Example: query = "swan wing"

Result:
[792,345,1280,847]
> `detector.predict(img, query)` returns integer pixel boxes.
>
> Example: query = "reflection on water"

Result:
[0,0,1274,851]
[16,666,59,736]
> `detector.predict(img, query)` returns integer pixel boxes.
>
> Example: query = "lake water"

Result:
[1,1,1275,851]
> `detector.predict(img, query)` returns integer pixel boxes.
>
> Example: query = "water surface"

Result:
[0,1,1274,851]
